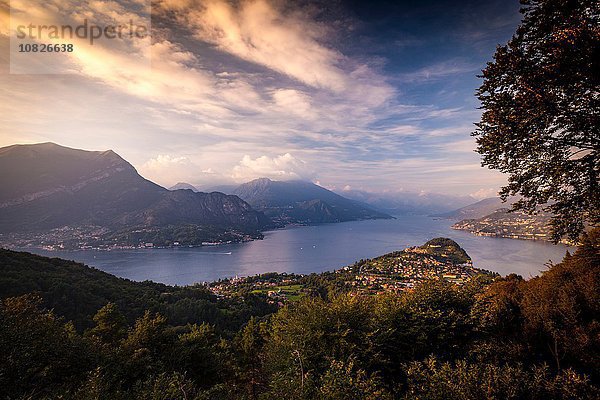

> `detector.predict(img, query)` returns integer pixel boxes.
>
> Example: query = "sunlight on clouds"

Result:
[470,188,499,200]
[138,152,316,188]
[231,153,315,183]
[1,0,510,196]
[157,0,396,113]
[9,0,152,73]
[0,3,9,37]
[8,0,398,142]
[8,0,242,115]
[156,0,193,11]
[163,0,347,91]
[138,154,232,188]
[271,89,315,118]
[141,154,193,173]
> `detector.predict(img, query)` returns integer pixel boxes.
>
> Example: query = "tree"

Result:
[519,229,600,374]
[0,294,93,398]
[319,358,392,400]
[177,323,222,388]
[233,317,268,398]
[121,311,175,384]
[474,0,600,241]
[403,357,599,400]
[86,302,128,345]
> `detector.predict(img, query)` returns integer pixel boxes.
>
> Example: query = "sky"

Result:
[0,0,523,197]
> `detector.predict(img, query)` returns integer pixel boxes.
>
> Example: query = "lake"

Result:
[29,215,571,286]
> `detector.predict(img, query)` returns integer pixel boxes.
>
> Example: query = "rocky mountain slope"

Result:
[232,178,392,224]
[0,143,270,247]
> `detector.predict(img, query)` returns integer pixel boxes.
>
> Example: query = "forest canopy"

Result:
[0,231,599,399]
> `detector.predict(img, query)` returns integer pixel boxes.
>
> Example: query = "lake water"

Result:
[29,215,571,286]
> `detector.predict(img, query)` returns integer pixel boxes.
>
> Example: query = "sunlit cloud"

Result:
[139,154,234,188]
[138,155,187,186]
[159,0,347,91]
[470,188,500,200]
[231,153,315,182]
[0,0,521,196]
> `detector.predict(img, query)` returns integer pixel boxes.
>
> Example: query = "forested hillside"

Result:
[0,249,276,333]
[1,230,598,399]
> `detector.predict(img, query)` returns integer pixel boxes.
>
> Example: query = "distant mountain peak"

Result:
[337,188,476,216]
[252,177,273,183]
[436,197,517,220]
[169,182,199,192]
[233,178,391,225]
[100,149,118,156]
[3,142,113,153]
[0,143,271,239]
[243,177,277,190]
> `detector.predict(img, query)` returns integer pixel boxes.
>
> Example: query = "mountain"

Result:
[169,182,199,191]
[338,189,475,215]
[452,209,556,242]
[203,184,238,194]
[232,178,392,224]
[444,197,563,243]
[435,197,516,220]
[0,143,270,247]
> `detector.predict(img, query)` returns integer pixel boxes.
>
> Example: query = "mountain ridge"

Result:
[338,188,476,215]
[169,182,199,192]
[0,143,271,247]
[434,197,516,220]
[232,178,392,224]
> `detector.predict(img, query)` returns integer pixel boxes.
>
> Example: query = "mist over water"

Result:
[29,216,571,286]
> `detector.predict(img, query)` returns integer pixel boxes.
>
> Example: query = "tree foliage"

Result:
[0,234,598,398]
[0,249,277,333]
[85,302,128,345]
[404,358,598,400]
[474,0,600,241]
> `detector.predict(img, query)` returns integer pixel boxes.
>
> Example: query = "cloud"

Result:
[7,0,268,117]
[1,0,516,198]
[271,89,315,118]
[137,154,231,187]
[138,152,316,187]
[157,0,395,111]
[398,58,479,82]
[0,3,9,38]
[470,187,499,200]
[138,155,197,187]
[161,0,347,91]
[5,0,401,151]
[231,153,315,182]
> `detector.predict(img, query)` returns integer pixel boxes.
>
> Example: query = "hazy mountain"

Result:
[169,182,199,192]
[0,143,270,244]
[436,197,517,220]
[338,189,476,215]
[232,178,392,224]
[203,184,238,194]
[446,197,561,243]
[452,209,555,242]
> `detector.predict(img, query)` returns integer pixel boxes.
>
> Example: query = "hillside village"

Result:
[208,238,491,303]
[452,209,554,241]
[344,237,488,294]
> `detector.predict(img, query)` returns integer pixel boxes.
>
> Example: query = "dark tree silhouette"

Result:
[474,0,600,241]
